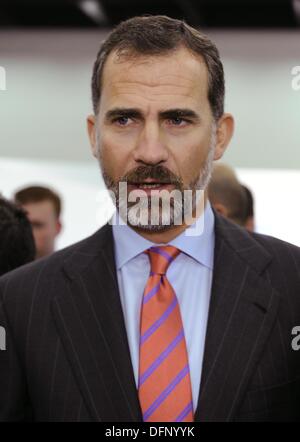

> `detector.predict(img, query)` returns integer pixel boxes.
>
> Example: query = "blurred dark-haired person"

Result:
[208,163,248,227]
[14,185,62,259]
[0,197,35,276]
[241,184,255,232]
[0,16,299,423]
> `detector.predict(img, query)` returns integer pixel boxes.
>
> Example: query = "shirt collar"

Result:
[112,200,215,270]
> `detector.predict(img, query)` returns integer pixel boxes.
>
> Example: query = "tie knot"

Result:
[145,245,181,275]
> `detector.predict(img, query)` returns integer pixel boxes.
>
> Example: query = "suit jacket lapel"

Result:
[51,224,143,422]
[194,212,281,421]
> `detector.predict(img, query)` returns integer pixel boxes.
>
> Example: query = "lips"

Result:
[127,181,175,195]
[129,178,170,184]
[133,183,164,188]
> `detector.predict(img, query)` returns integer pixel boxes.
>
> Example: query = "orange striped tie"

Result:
[138,245,194,422]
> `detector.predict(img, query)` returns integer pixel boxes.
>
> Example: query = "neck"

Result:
[129,189,208,244]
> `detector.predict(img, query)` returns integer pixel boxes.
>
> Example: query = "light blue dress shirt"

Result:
[112,201,215,412]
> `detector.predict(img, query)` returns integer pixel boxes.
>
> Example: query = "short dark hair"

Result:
[241,184,254,218]
[0,197,36,276]
[14,186,62,219]
[91,15,225,121]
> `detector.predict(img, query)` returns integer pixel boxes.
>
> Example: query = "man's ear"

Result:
[211,202,229,218]
[55,220,62,237]
[87,114,98,158]
[214,113,234,161]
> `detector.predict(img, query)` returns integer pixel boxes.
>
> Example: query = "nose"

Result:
[133,121,168,166]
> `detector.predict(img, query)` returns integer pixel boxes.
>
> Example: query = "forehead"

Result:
[22,200,56,219]
[100,47,209,110]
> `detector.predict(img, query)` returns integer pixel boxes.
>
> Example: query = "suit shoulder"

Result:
[214,212,300,295]
[250,231,300,264]
[0,223,111,302]
[250,232,300,302]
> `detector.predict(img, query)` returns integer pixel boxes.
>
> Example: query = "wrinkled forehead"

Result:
[100,47,210,108]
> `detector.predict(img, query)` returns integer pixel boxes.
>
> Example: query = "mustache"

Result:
[122,166,182,185]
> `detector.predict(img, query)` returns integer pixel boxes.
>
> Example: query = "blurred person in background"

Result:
[0,196,35,276]
[208,162,248,227]
[14,185,62,259]
[241,184,255,232]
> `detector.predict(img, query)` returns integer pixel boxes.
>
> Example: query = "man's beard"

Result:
[96,125,216,232]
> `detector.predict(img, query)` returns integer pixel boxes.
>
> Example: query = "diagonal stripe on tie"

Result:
[139,309,183,374]
[140,297,177,345]
[143,365,190,421]
[175,401,194,422]
[149,246,174,263]
[143,277,162,304]
[139,330,184,387]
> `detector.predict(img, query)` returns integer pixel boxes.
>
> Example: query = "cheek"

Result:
[49,223,58,236]
[33,231,44,245]
[170,132,211,181]
[99,131,133,178]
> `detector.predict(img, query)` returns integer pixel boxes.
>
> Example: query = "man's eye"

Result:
[114,116,131,126]
[168,117,188,126]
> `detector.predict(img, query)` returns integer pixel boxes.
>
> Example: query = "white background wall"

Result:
[0,30,300,247]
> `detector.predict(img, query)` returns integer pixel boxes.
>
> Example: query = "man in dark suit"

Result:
[0,15,299,422]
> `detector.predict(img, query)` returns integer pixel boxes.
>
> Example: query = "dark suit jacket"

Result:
[0,211,299,422]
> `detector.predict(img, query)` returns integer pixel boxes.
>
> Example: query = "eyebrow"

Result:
[105,108,142,121]
[159,108,201,122]
[104,107,201,123]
